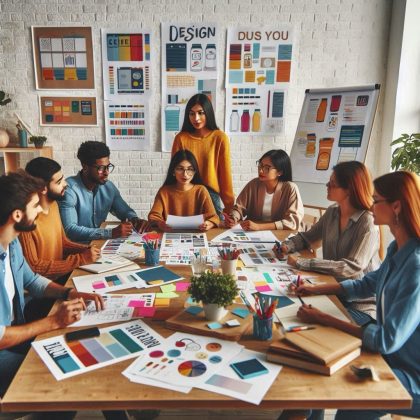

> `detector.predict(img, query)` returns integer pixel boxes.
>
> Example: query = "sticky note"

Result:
[154,298,170,307]
[160,283,176,293]
[225,319,241,327]
[128,300,145,308]
[232,308,250,319]
[185,306,203,315]
[92,281,106,290]
[136,306,156,318]
[176,282,190,292]
[155,292,178,299]
[207,322,223,330]
[256,285,272,292]
[147,279,164,285]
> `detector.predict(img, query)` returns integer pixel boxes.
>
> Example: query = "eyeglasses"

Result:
[175,167,195,176]
[90,163,115,174]
[256,161,275,174]
[372,198,388,205]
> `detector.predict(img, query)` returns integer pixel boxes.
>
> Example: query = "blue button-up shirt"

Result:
[58,172,137,243]
[341,238,420,395]
[0,239,50,340]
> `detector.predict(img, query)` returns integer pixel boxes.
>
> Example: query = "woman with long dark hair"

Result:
[148,149,219,232]
[171,94,234,215]
[225,149,304,231]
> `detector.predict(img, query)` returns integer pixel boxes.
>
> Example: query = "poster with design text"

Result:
[290,86,380,184]
[104,100,150,151]
[101,29,152,100]
[161,23,219,152]
[225,26,293,136]
[32,26,95,90]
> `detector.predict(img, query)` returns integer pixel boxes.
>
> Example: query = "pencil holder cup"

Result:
[221,258,237,278]
[253,315,273,341]
[145,248,160,266]
[191,255,207,276]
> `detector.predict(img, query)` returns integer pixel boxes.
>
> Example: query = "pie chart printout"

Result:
[178,360,207,377]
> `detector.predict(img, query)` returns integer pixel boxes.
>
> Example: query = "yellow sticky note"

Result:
[154,298,170,307]
[254,281,268,287]
[148,279,164,285]
[160,283,176,293]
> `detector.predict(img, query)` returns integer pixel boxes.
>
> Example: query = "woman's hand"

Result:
[297,304,327,325]
[273,244,289,259]
[240,220,259,231]
[158,221,172,232]
[199,221,214,231]
[222,212,237,228]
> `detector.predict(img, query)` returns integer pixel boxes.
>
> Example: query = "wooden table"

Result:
[1,229,412,412]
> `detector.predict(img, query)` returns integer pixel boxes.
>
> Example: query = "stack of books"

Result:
[267,325,362,375]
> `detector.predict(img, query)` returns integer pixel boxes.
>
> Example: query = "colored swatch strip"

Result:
[109,111,144,118]
[276,61,291,82]
[110,128,145,136]
[107,34,145,61]
[110,119,144,125]
[67,328,143,368]
[229,44,242,69]
[278,44,292,60]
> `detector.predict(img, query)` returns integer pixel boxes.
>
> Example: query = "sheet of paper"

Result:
[71,293,155,327]
[199,348,281,405]
[32,320,164,380]
[166,214,204,230]
[211,228,278,244]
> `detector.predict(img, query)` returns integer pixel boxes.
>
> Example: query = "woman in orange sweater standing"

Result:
[171,93,234,215]
[148,149,219,232]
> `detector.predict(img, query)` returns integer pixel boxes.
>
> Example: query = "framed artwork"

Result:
[39,96,97,126]
[32,26,95,90]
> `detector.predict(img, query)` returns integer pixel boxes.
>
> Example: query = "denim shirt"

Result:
[58,172,137,243]
[341,238,420,395]
[0,239,50,340]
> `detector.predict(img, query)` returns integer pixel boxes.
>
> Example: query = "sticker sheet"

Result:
[32,320,164,380]
[161,23,219,152]
[225,26,293,136]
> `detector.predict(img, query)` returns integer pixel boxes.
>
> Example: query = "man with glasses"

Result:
[59,141,150,243]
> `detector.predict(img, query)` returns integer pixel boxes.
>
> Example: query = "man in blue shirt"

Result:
[58,141,150,243]
[0,171,104,398]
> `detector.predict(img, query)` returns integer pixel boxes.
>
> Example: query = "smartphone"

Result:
[65,327,100,342]
[230,358,269,380]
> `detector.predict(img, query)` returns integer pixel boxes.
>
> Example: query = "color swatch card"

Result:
[124,332,243,389]
[101,232,145,259]
[32,320,164,380]
[101,29,153,100]
[211,228,278,245]
[160,232,210,265]
[71,293,155,327]
[161,23,219,152]
[199,348,281,405]
[72,265,183,294]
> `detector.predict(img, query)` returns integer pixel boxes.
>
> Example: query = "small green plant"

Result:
[29,135,47,148]
[391,133,420,174]
[188,271,238,307]
[0,91,11,107]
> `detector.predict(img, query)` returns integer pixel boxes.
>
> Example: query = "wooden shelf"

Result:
[0,146,53,173]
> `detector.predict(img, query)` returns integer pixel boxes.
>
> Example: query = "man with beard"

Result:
[20,157,100,282]
[0,170,104,401]
[59,141,150,243]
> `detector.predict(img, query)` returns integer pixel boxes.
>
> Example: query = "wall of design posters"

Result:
[225,26,293,136]
[161,23,219,152]
[290,85,380,184]
[101,29,152,151]
[32,26,95,90]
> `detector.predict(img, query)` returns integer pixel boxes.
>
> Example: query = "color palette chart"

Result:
[104,101,150,151]
[225,26,293,136]
[32,320,164,380]
[124,332,243,389]
[102,30,152,100]
[161,23,219,152]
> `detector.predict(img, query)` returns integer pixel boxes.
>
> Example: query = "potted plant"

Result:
[0,90,11,147]
[29,135,47,149]
[391,133,420,174]
[188,271,238,321]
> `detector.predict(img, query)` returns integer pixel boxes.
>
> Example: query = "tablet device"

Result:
[230,358,269,380]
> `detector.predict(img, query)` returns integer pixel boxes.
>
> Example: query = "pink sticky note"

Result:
[176,282,190,292]
[137,306,156,318]
[128,300,145,308]
[256,285,272,292]
[92,281,106,289]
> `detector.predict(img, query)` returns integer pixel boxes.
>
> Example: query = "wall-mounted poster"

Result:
[39,96,97,126]
[31,26,95,90]
[290,85,380,184]
[104,100,150,151]
[161,23,219,152]
[101,29,153,100]
[225,26,293,136]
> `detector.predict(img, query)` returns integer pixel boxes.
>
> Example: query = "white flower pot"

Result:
[203,303,228,322]
[0,128,10,148]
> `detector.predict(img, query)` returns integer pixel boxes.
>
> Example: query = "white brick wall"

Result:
[0,0,392,217]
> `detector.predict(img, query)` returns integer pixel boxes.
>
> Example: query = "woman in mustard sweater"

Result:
[171,94,234,215]
[148,150,219,232]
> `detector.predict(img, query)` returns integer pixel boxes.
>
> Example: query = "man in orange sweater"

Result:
[19,157,100,284]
